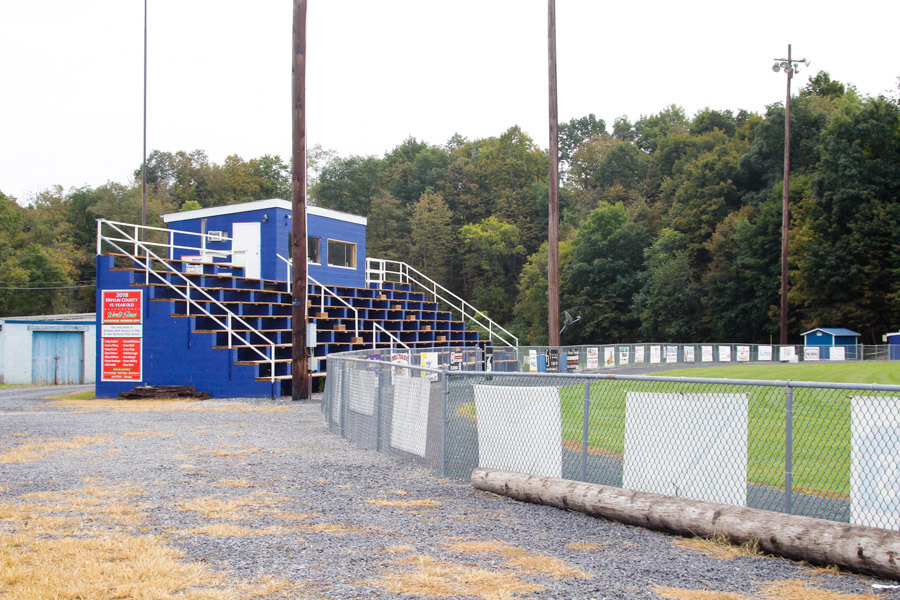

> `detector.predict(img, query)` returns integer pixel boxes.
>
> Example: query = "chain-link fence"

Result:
[503,343,895,372]
[323,348,900,531]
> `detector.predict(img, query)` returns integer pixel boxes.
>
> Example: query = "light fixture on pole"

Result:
[771,44,807,346]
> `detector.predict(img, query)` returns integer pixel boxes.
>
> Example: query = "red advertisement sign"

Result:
[101,337,142,381]
[101,289,143,381]
[101,290,142,324]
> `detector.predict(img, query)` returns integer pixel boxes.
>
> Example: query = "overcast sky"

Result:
[1,0,897,204]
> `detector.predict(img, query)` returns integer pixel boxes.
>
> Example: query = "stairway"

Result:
[95,253,490,398]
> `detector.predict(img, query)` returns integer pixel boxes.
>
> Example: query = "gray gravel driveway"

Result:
[1,385,896,599]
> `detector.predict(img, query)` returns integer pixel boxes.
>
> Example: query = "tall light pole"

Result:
[772,45,807,345]
[141,0,147,236]
[547,0,560,347]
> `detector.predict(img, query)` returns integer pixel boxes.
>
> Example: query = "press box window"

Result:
[308,236,321,264]
[327,239,357,268]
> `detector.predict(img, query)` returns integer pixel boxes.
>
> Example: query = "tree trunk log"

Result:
[471,468,900,581]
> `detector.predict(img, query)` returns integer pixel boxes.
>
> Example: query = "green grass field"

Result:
[557,362,899,498]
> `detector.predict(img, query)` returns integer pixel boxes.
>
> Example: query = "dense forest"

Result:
[1,72,898,344]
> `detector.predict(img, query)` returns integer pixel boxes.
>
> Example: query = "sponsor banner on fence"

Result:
[804,347,820,361]
[624,392,748,506]
[604,347,615,368]
[701,345,713,362]
[618,346,630,365]
[650,345,661,364]
[665,346,678,363]
[831,346,846,361]
[758,345,773,361]
[851,396,900,530]
[475,385,562,478]
[634,345,645,363]
[683,346,695,362]
[586,347,599,369]
[736,345,751,362]
[718,345,732,362]
[779,346,797,362]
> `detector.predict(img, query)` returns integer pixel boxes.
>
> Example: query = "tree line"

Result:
[2,72,898,345]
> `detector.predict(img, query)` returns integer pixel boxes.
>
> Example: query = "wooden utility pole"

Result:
[547,0,560,347]
[291,0,309,400]
[773,44,806,346]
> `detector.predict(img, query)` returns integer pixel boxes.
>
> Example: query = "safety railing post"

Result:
[227,314,232,349]
[441,367,449,478]
[582,381,590,482]
[784,382,794,514]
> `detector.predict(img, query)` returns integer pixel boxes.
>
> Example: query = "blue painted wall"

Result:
[803,330,860,359]
[95,255,277,398]
[166,203,366,287]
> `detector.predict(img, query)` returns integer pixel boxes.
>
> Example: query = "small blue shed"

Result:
[884,331,900,360]
[802,327,860,360]
[162,199,367,288]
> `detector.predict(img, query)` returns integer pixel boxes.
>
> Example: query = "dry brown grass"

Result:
[366,498,441,508]
[447,539,592,580]
[0,435,112,464]
[673,534,764,560]
[121,430,174,438]
[213,477,253,488]
[382,544,415,554]
[367,554,545,600]
[177,492,291,520]
[0,482,305,600]
[565,541,609,552]
[653,580,879,600]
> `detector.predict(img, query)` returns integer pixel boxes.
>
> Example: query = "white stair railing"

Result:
[373,322,410,351]
[97,219,277,382]
[366,258,518,347]
[276,254,360,339]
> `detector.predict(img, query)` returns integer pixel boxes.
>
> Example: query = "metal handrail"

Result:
[366,257,518,347]
[97,219,277,382]
[373,322,410,351]
[276,254,360,338]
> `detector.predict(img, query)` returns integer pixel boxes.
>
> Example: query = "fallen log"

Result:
[471,467,900,581]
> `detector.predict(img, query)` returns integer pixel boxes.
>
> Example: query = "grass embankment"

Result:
[555,363,899,497]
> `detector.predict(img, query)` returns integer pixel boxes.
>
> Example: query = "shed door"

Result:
[232,222,261,279]
[32,331,83,385]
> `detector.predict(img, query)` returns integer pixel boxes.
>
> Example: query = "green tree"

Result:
[459,216,526,324]
[514,240,573,345]
[313,154,382,216]
[632,229,704,341]
[558,113,606,172]
[792,96,900,340]
[408,191,455,285]
[561,202,650,343]
[633,104,689,153]
[366,191,407,261]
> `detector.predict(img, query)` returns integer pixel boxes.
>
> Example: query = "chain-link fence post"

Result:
[784,381,794,514]
[375,364,384,452]
[441,367,449,478]
[582,381,590,481]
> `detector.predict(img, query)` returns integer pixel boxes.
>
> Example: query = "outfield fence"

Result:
[490,343,897,373]
[323,347,900,531]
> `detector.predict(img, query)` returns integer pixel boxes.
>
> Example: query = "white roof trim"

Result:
[163,199,366,226]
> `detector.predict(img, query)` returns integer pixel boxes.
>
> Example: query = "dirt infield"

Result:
[0,385,894,599]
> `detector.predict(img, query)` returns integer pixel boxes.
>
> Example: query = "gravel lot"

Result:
[1,385,897,600]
